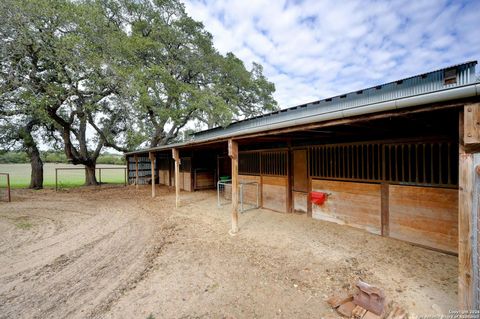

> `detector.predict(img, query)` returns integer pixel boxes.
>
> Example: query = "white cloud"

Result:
[184,0,480,108]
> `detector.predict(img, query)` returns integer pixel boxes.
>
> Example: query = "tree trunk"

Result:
[29,147,43,189]
[85,163,98,185]
[21,120,43,189]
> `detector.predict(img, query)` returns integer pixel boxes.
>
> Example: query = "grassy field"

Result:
[0,163,126,189]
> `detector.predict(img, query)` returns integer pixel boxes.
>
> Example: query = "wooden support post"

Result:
[172,148,180,208]
[124,167,127,187]
[99,168,102,187]
[307,177,312,217]
[228,139,239,234]
[464,103,480,151]
[459,105,480,310]
[135,155,139,189]
[381,182,389,236]
[149,152,156,198]
[55,168,58,192]
[286,143,292,214]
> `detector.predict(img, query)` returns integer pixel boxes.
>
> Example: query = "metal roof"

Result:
[194,61,477,140]
[126,61,478,156]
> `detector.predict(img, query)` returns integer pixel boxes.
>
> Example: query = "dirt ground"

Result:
[0,185,457,319]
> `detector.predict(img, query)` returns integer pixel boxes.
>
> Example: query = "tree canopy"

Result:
[0,0,277,185]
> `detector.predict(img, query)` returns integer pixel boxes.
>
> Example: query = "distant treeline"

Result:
[0,151,125,165]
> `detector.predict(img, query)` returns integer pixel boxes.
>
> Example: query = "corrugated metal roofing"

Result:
[125,61,479,155]
[193,61,477,141]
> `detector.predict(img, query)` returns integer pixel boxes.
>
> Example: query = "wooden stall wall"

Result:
[194,169,215,190]
[262,176,288,213]
[293,191,308,213]
[310,179,458,252]
[292,149,309,213]
[311,179,382,234]
[224,173,288,213]
[389,185,458,253]
[240,175,261,205]
[191,151,216,191]
[179,157,192,192]
[158,170,170,186]
[237,149,289,213]
[223,175,261,204]
[308,141,459,252]
[183,172,192,191]
[178,172,185,189]
[157,155,172,186]
[156,156,192,191]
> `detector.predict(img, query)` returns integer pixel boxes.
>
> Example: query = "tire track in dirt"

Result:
[0,188,177,319]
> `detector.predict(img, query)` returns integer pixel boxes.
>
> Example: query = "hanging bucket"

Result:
[309,191,328,205]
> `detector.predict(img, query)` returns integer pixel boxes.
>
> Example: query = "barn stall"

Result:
[126,61,480,308]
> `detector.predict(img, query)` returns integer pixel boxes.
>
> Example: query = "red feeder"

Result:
[309,191,328,205]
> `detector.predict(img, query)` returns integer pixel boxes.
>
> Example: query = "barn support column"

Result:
[172,148,180,208]
[459,103,480,310]
[135,155,139,189]
[149,152,156,198]
[228,139,239,234]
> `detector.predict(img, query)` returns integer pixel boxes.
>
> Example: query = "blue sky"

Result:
[184,0,480,108]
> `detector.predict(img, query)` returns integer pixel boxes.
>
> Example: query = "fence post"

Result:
[55,168,58,192]
[6,173,11,202]
[99,168,102,187]
[124,167,127,186]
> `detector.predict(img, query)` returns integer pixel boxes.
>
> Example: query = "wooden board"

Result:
[464,103,480,147]
[311,180,381,234]
[293,149,308,192]
[195,170,215,189]
[239,175,261,205]
[262,176,288,213]
[293,191,308,213]
[222,175,260,204]
[183,172,192,192]
[389,185,458,253]
[178,172,185,190]
[158,169,170,186]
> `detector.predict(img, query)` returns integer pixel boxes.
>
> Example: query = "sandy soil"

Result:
[0,186,457,318]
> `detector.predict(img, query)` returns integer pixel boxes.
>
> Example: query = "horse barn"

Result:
[125,61,480,309]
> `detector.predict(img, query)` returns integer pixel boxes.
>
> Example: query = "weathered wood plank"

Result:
[183,172,192,191]
[158,169,169,185]
[293,149,308,192]
[381,183,389,236]
[459,108,475,309]
[293,191,308,213]
[311,179,381,234]
[464,103,480,148]
[389,185,458,253]
[262,176,288,213]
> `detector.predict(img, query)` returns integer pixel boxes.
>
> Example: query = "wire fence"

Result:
[0,173,11,202]
[217,180,260,213]
[55,167,127,191]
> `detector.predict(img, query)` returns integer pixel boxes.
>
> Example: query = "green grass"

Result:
[0,163,126,189]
